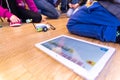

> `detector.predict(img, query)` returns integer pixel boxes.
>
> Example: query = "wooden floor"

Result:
[0,15,120,80]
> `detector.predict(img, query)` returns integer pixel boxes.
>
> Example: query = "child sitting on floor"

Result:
[0,0,42,27]
[67,0,87,17]
[67,0,120,43]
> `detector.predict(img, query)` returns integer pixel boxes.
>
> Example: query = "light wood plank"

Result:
[0,16,120,80]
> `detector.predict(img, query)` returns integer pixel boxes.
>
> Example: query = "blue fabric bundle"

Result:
[67,2,120,42]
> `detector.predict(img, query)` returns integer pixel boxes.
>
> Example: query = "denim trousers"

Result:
[66,0,82,17]
[66,7,80,17]
[70,0,80,4]
[34,0,60,19]
[60,0,69,13]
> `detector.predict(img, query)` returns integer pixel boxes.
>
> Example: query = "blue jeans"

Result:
[34,0,60,19]
[66,7,80,17]
[46,0,54,6]
[60,0,68,13]
[70,0,80,4]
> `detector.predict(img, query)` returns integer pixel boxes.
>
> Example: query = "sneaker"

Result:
[10,22,21,27]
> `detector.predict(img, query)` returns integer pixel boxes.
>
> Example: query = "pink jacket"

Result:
[0,0,38,19]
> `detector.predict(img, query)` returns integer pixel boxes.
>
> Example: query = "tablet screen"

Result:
[41,36,108,71]
[35,35,115,80]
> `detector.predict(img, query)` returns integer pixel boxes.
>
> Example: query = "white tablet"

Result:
[35,35,115,80]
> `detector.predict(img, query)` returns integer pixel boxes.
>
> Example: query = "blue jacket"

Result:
[67,2,120,42]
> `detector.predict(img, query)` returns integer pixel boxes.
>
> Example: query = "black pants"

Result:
[2,0,42,23]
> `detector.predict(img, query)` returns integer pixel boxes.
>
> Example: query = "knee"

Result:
[48,13,60,19]
[51,15,60,19]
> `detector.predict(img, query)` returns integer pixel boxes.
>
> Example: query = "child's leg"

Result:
[66,8,74,17]
[72,7,80,15]
[34,0,60,19]
[17,7,42,23]
[46,0,55,6]
[60,0,69,13]
[67,7,81,17]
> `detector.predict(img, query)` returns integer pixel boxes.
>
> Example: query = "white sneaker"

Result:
[10,22,21,27]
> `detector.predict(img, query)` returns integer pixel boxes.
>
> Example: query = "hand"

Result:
[9,15,21,23]
[72,3,80,9]
[69,3,80,9]
[69,3,73,8]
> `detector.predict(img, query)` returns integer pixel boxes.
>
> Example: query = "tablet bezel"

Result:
[35,35,115,80]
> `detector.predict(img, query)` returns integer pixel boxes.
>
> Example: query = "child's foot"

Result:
[10,22,21,27]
